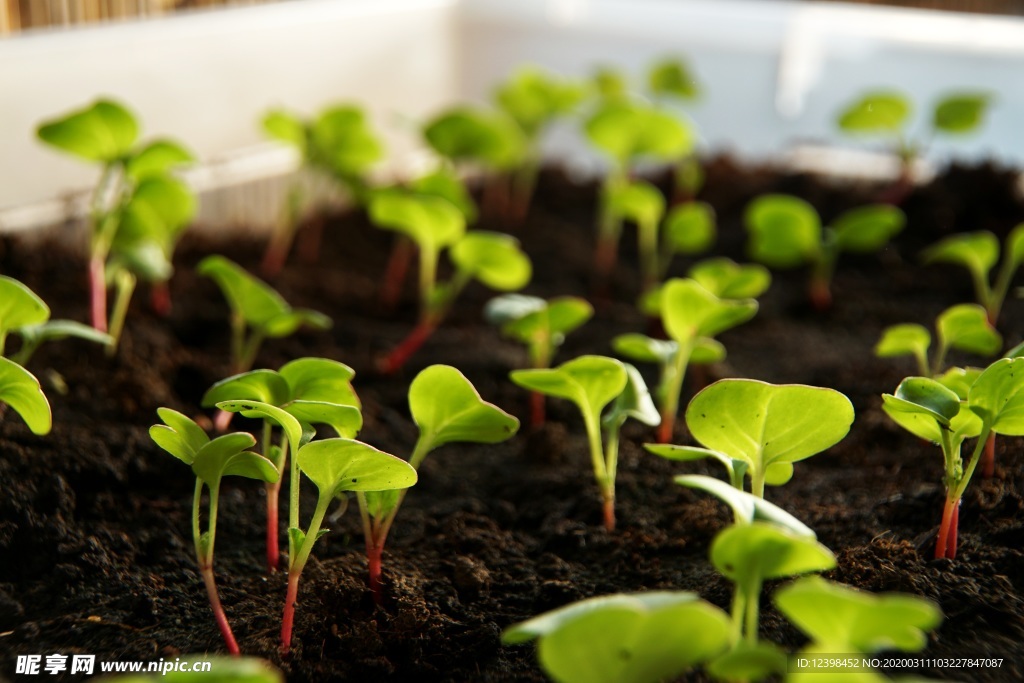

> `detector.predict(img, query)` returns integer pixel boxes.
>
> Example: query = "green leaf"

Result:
[484,294,546,326]
[285,400,363,439]
[495,66,585,137]
[510,356,627,425]
[691,337,726,365]
[125,139,193,180]
[687,258,770,299]
[410,166,478,224]
[504,592,730,683]
[119,176,196,251]
[493,296,593,350]
[192,431,271,487]
[875,324,931,363]
[935,366,982,400]
[410,365,519,450]
[603,363,660,428]
[686,378,854,475]
[711,522,836,585]
[664,202,716,255]
[775,576,941,653]
[648,57,700,100]
[607,180,665,228]
[968,357,1024,435]
[15,320,113,357]
[592,66,627,102]
[36,98,139,163]
[673,474,817,537]
[745,194,822,268]
[922,232,999,284]
[310,105,384,177]
[369,189,466,254]
[198,255,291,326]
[216,400,303,456]
[262,109,307,151]
[450,232,532,291]
[837,91,911,134]
[0,357,51,436]
[933,93,991,135]
[647,443,735,475]
[297,438,418,498]
[362,488,401,521]
[262,309,332,338]
[831,204,905,253]
[661,278,758,344]
[707,641,788,682]
[150,407,208,465]
[613,333,677,365]
[585,101,693,167]
[0,276,50,337]
[1005,224,1024,272]
[279,357,359,407]
[201,370,292,409]
[936,304,1001,357]
[424,107,526,170]
[881,377,962,443]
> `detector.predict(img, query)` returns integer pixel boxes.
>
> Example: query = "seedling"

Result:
[921,224,1024,325]
[613,278,758,443]
[356,365,518,602]
[485,294,594,426]
[495,66,585,220]
[673,474,816,537]
[875,303,1001,377]
[0,275,112,364]
[511,355,657,531]
[149,409,279,654]
[882,358,1024,558]
[369,189,532,373]
[646,56,706,203]
[202,358,361,571]
[0,356,52,436]
[260,104,384,274]
[585,100,693,282]
[198,255,331,374]
[637,257,769,316]
[745,195,905,310]
[36,99,195,337]
[502,592,731,683]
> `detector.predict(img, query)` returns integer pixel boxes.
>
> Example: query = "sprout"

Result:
[260,104,384,274]
[36,98,195,341]
[485,294,594,426]
[0,356,52,436]
[197,255,331,374]
[673,474,815,538]
[149,409,279,655]
[745,195,905,310]
[201,358,361,572]
[614,278,758,443]
[356,365,517,602]
[875,303,1001,377]
[637,257,768,317]
[0,275,112,365]
[921,225,1024,325]
[606,180,666,293]
[511,356,657,530]
[647,57,701,102]
[502,592,731,683]
[369,189,532,372]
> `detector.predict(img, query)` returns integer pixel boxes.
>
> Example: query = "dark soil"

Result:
[2,158,1024,682]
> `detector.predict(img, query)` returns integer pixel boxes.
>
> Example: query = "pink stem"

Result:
[657,408,675,444]
[947,502,959,559]
[200,566,240,656]
[529,392,546,429]
[379,238,413,310]
[367,543,384,606]
[150,282,172,317]
[379,320,436,375]
[935,496,959,560]
[602,498,616,533]
[981,433,996,479]
[89,256,108,333]
[265,483,280,573]
[279,570,302,656]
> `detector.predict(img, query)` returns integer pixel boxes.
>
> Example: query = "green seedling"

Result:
[875,303,1001,377]
[614,278,758,443]
[585,100,693,283]
[198,255,331,375]
[149,409,279,655]
[0,275,112,364]
[882,358,1024,558]
[0,356,52,436]
[837,90,991,204]
[921,224,1024,325]
[673,474,816,537]
[745,195,905,310]
[260,104,384,274]
[495,66,585,220]
[369,189,532,373]
[511,355,657,531]
[502,591,731,683]
[356,365,518,602]
[654,379,854,497]
[202,358,361,572]
[646,56,706,203]
[485,294,594,426]
[637,257,770,316]
[37,98,195,337]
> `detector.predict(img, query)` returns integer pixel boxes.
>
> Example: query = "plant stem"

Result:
[981,433,996,478]
[200,566,240,656]
[935,495,958,560]
[744,580,761,645]
[279,570,301,656]
[280,495,331,655]
[192,480,239,655]
[602,424,622,532]
[638,217,659,295]
[89,256,108,333]
[657,342,693,443]
[729,587,745,646]
[106,270,136,355]
[297,213,324,264]
[527,344,551,428]
[583,412,614,531]
[380,319,437,375]
[751,468,766,499]
[379,237,414,310]
[265,482,280,572]
[150,281,172,317]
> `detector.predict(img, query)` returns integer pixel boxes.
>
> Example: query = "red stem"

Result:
[379,320,436,375]
[809,278,833,312]
[150,282,172,317]
[657,408,674,444]
[935,496,959,560]
[89,256,108,333]
[602,498,616,533]
[379,238,413,310]
[529,391,545,429]
[265,483,280,573]
[594,236,618,284]
[214,410,234,433]
[981,433,996,479]
[297,215,324,264]
[947,502,959,559]
[279,570,302,656]
[367,543,384,606]
[200,566,240,656]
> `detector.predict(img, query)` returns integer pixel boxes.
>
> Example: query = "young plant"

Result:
[745,195,905,310]
[369,189,532,373]
[673,474,816,538]
[260,104,384,274]
[201,358,361,572]
[875,303,1002,377]
[614,278,758,443]
[637,257,769,317]
[502,591,731,683]
[0,356,52,436]
[356,365,518,602]
[511,355,657,531]
[646,56,706,203]
[485,294,594,426]
[882,358,1024,558]
[198,255,331,375]
[149,409,279,655]
[921,224,1024,325]
[36,98,195,336]
[0,275,112,364]
[649,379,854,497]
